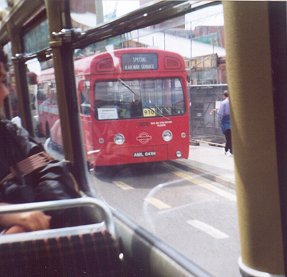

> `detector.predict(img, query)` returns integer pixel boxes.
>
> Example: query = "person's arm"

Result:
[0,203,51,232]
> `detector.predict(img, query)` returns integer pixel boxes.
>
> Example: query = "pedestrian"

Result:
[217,90,232,156]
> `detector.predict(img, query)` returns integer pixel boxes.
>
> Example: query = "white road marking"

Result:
[114,181,134,190]
[145,197,171,209]
[174,171,236,202]
[187,219,229,239]
[158,199,211,215]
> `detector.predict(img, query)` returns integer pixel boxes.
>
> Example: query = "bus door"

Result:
[78,80,94,157]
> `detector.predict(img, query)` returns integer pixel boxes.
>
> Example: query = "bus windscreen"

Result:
[94,78,185,120]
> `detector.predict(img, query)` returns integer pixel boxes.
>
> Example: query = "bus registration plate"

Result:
[133,151,156,158]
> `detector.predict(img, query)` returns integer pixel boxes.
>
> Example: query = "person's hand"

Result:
[3,225,27,234]
[17,211,51,231]
[210,108,217,115]
[0,210,51,232]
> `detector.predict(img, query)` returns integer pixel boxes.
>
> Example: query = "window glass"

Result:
[70,0,155,29]
[3,43,18,119]
[79,81,91,115]
[72,3,238,277]
[0,0,10,25]
[26,58,64,159]
[94,78,185,120]
[23,20,49,54]
[0,0,9,10]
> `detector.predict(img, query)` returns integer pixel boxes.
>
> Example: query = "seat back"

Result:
[0,198,124,277]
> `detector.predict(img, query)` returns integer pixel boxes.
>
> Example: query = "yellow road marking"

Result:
[145,197,171,209]
[114,181,134,190]
[174,171,236,202]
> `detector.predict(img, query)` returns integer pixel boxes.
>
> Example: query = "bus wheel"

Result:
[45,122,50,138]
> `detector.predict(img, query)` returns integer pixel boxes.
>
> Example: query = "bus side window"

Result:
[80,88,91,115]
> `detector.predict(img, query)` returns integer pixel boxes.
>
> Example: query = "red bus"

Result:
[38,48,190,167]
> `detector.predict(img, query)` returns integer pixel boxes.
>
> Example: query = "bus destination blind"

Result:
[122,53,158,71]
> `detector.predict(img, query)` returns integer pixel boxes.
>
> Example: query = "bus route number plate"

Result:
[143,108,155,117]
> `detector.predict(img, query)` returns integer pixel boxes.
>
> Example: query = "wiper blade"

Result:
[118,78,136,95]
[144,106,170,120]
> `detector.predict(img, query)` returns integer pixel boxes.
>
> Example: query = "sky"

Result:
[185,4,224,29]
[0,0,7,10]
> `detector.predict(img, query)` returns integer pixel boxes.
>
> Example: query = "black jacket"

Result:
[0,119,84,228]
[0,119,79,203]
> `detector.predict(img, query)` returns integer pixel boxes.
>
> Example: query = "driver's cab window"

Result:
[79,81,91,115]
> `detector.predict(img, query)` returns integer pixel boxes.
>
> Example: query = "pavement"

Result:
[170,141,235,188]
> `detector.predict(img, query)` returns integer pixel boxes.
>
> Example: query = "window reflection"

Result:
[2,43,17,119]
[80,81,91,115]
[70,0,156,29]
[26,59,64,159]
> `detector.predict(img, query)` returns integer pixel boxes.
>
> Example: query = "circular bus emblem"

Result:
[136,132,152,144]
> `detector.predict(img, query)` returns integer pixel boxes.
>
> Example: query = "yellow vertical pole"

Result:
[45,0,89,188]
[223,2,284,275]
[7,24,34,134]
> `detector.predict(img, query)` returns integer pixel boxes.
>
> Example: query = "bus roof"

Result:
[74,47,186,76]
[39,48,186,79]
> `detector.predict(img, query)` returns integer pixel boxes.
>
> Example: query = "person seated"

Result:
[0,48,80,234]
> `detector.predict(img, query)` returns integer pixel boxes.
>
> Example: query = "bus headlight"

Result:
[114,133,125,145]
[176,151,182,158]
[162,130,173,142]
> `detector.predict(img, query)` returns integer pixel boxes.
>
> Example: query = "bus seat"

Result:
[0,198,125,277]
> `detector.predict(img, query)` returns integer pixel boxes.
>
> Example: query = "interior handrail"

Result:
[0,196,115,237]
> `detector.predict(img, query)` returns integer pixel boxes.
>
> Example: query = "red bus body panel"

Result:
[85,116,189,166]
